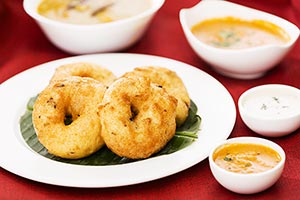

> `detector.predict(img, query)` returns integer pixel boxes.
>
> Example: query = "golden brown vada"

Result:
[32,76,107,159]
[99,76,178,159]
[123,66,190,127]
[50,62,116,86]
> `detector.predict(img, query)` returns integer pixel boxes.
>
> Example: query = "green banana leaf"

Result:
[20,96,201,166]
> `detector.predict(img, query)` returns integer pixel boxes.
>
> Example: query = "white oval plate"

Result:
[0,53,236,188]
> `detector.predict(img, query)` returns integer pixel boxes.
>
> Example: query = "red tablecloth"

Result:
[1,0,300,199]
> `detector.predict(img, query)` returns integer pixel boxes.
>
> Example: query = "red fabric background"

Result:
[1,0,300,199]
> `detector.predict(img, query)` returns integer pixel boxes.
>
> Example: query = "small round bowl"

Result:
[238,84,300,137]
[179,0,300,79]
[209,137,286,194]
[23,0,164,54]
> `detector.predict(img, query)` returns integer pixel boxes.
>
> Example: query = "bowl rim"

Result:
[179,0,300,53]
[23,0,165,29]
[238,84,300,120]
[209,136,286,177]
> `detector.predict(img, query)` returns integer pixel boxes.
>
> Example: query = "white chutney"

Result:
[238,84,300,137]
[244,95,300,118]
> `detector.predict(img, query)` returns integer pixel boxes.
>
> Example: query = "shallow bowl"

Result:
[209,137,285,194]
[238,84,300,137]
[23,0,164,54]
[179,0,299,79]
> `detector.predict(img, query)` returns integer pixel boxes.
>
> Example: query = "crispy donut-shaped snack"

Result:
[99,76,178,159]
[32,77,106,159]
[50,62,116,86]
[123,66,190,127]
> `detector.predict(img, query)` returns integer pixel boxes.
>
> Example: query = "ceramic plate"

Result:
[0,53,236,187]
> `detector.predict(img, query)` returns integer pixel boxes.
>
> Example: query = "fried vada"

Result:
[123,66,190,127]
[99,76,178,159]
[32,77,107,159]
[50,62,116,86]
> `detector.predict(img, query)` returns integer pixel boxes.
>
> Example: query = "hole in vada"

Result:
[64,113,73,125]
[130,104,139,121]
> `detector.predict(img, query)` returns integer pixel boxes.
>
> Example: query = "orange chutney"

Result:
[191,17,290,49]
[213,143,281,174]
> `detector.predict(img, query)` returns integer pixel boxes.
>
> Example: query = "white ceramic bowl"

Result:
[23,0,164,54]
[238,84,300,137]
[179,0,300,79]
[209,137,285,194]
